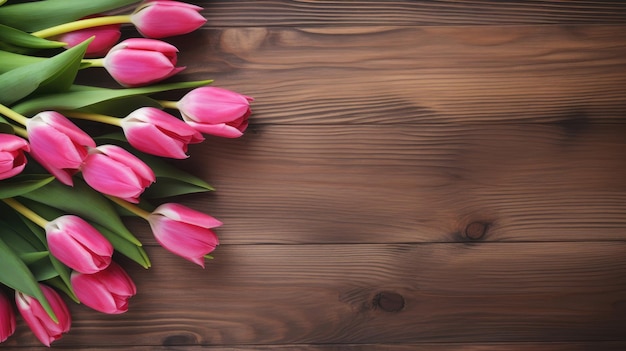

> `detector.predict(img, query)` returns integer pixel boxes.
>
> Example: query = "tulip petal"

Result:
[154,203,223,228]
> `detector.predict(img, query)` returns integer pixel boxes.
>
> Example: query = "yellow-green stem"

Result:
[62,111,122,126]
[31,15,133,38]
[157,100,179,110]
[106,195,151,220]
[0,104,28,126]
[12,126,27,138]
[82,58,105,67]
[2,198,49,228]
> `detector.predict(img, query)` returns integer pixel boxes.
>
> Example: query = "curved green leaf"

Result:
[0,0,142,32]
[0,24,66,50]
[0,38,89,106]
[12,79,213,115]
[0,174,55,199]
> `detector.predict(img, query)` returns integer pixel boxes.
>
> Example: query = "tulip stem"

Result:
[81,58,105,67]
[0,104,28,126]
[157,100,179,110]
[2,198,49,228]
[31,15,133,38]
[62,111,122,126]
[106,196,151,220]
[12,126,28,138]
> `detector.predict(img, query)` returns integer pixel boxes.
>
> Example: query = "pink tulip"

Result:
[0,291,16,343]
[81,145,155,203]
[102,38,185,87]
[46,215,113,274]
[26,111,96,186]
[120,107,204,158]
[131,1,206,38]
[71,262,136,314]
[177,87,253,138]
[15,285,71,347]
[58,16,121,57]
[148,203,221,267]
[0,134,29,181]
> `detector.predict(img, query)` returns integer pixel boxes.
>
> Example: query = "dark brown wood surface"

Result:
[3,1,626,350]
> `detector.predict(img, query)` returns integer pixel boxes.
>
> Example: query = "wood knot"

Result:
[373,291,405,312]
[465,222,488,240]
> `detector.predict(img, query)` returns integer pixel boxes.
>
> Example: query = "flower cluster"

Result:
[0,0,252,347]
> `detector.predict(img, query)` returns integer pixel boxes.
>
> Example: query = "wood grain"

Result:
[135,123,626,245]
[200,1,626,26]
[2,243,625,348]
[153,25,626,124]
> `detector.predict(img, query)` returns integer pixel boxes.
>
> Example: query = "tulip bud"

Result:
[81,145,155,203]
[131,1,206,38]
[102,38,185,87]
[0,291,16,343]
[15,285,71,347]
[71,262,136,314]
[0,134,29,181]
[177,87,253,138]
[148,203,221,267]
[46,215,113,274]
[26,111,96,186]
[57,15,121,57]
[120,107,204,159]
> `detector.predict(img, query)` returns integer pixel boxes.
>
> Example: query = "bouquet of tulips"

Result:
[0,0,253,346]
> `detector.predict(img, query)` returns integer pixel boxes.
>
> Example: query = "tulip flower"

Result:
[100,38,185,87]
[131,1,206,38]
[0,291,16,343]
[120,107,204,158]
[71,262,136,314]
[148,203,221,267]
[82,144,155,203]
[26,111,96,186]
[0,134,29,181]
[171,87,253,138]
[57,16,121,57]
[46,215,113,274]
[15,285,71,347]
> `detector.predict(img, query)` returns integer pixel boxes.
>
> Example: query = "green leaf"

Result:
[0,50,46,73]
[0,0,142,32]
[93,223,151,268]
[0,24,66,49]
[29,257,59,281]
[20,251,50,264]
[0,38,90,106]
[12,80,213,115]
[20,179,143,246]
[0,235,56,322]
[0,174,55,199]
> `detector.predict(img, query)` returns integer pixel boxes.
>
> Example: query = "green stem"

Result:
[12,126,28,138]
[106,195,151,220]
[31,15,133,38]
[62,111,122,126]
[157,100,179,110]
[81,58,105,67]
[0,104,28,126]
[2,198,49,228]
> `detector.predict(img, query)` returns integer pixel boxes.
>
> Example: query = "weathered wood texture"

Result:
[3,1,626,350]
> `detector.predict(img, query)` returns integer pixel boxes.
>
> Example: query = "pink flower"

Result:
[81,145,155,203]
[148,203,221,267]
[71,262,136,314]
[58,16,121,57]
[46,215,113,274]
[177,87,253,138]
[131,1,206,38]
[0,134,29,181]
[102,38,185,87]
[15,285,71,347]
[26,111,96,186]
[0,291,16,343]
[120,107,204,159]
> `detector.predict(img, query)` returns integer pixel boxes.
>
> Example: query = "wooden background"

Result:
[3,1,626,350]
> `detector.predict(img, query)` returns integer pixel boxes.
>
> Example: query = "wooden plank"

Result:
[120,123,626,245]
[2,243,625,348]
[6,342,626,351]
[199,1,626,26]
[150,25,626,124]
